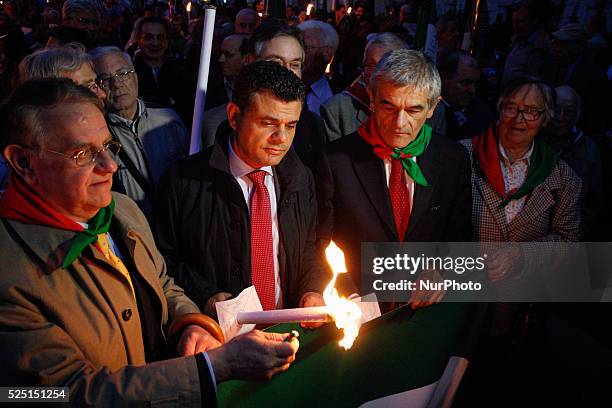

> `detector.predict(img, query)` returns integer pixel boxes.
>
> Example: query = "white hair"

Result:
[89,46,134,69]
[298,20,339,53]
[19,44,93,82]
[369,49,441,108]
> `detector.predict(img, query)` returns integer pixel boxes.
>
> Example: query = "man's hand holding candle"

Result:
[298,292,326,328]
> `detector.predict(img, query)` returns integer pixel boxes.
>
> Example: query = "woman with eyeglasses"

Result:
[462,76,582,324]
[458,77,583,403]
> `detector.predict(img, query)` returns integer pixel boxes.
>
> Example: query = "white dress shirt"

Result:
[228,141,282,308]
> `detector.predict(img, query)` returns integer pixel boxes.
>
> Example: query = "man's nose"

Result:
[271,126,290,144]
[395,110,409,129]
[96,149,118,173]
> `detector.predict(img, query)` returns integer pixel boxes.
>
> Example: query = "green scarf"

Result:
[358,119,432,187]
[62,199,115,269]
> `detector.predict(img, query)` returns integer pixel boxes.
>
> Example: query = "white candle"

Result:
[189,6,216,154]
[236,306,331,324]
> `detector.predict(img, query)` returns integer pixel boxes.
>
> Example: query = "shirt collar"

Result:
[310,75,332,99]
[228,137,273,178]
[499,139,534,165]
[108,98,146,126]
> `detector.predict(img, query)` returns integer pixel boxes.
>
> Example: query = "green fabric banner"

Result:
[218,303,482,407]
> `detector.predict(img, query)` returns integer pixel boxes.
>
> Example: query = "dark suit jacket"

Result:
[154,133,327,310]
[442,96,495,141]
[316,132,473,287]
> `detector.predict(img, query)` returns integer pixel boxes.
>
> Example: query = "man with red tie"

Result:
[155,61,327,326]
[316,49,472,309]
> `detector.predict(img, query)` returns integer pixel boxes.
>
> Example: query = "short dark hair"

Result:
[436,49,479,80]
[248,19,304,58]
[233,60,305,111]
[137,16,169,37]
[48,25,92,49]
[0,78,103,151]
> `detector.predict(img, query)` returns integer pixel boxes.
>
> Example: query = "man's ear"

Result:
[3,144,37,184]
[367,88,375,113]
[426,96,442,119]
[226,102,241,130]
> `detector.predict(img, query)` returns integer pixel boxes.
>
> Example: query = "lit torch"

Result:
[347,6,352,14]
[235,241,362,350]
[323,241,362,349]
[306,3,314,16]
[186,1,192,21]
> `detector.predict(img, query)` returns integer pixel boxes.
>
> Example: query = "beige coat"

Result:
[0,193,204,406]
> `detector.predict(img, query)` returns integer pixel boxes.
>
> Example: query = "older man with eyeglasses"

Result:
[90,46,189,219]
[0,78,300,405]
[2,45,107,192]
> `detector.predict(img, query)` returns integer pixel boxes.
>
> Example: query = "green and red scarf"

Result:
[472,126,558,208]
[0,175,114,268]
[358,117,432,187]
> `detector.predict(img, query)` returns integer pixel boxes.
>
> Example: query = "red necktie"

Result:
[247,170,276,310]
[389,158,411,241]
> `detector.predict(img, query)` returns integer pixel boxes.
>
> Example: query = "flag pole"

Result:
[189,5,216,155]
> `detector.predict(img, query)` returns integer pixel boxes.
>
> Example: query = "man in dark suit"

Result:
[316,50,472,308]
[200,21,324,170]
[155,61,327,321]
[437,49,494,141]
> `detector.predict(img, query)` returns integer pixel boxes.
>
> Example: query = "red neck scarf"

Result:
[0,175,83,232]
[0,175,116,268]
[357,117,432,187]
[472,126,559,207]
[472,126,507,198]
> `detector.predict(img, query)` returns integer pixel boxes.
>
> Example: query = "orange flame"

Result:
[347,6,352,14]
[186,1,192,12]
[324,241,362,350]
[306,4,314,16]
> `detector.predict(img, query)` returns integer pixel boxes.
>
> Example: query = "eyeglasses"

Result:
[264,57,303,73]
[501,106,545,121]
[43,140,122,167]
[96,69,135,89]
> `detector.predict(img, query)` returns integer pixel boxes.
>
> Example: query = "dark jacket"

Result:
[154,133,327,310]
[316,132,473,287]
[442,96,495,141]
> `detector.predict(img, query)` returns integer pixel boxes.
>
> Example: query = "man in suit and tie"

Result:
[200,21,324,170]
[316,49,472,308]
[155,61,327,321]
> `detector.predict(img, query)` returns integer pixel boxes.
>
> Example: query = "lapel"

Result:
[507,171,558,236]
[110,202,167,322]
[4,220,75,272]
[466,140,510,239]
[405,135,442,236]
[474,172,509,239]
[355,103,369,126]
[351,138,397,238]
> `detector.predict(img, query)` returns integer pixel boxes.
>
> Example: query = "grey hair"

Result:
[89,46,134,69]
[62,0,103,20]
[369,49,441,108]
[497,77,555,125]
[19,45,94,82]
[298,20,339,53]
[365,32,409,56]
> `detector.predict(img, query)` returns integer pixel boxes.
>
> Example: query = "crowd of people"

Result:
[0,0,611,405]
